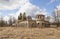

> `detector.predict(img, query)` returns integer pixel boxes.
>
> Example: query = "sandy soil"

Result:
[0,27,60,39]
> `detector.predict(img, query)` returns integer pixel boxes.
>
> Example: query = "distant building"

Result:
[36,14,50,28]
[14,13,50,28]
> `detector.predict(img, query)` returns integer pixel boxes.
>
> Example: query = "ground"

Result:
[0,27,60,39]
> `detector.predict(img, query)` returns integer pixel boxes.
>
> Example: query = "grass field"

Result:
[0,27,60,39]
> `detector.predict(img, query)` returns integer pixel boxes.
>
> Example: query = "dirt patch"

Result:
[0,27,60,39]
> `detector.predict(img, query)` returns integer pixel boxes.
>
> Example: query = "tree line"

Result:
[0,12,27,27]
[0,16,16,27]
[0,12,53,27]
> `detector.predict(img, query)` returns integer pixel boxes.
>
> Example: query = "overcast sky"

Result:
[0,0,59,21]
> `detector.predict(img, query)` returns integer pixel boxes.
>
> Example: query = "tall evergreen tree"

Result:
[18,13,22,20]
[23,12,27,20]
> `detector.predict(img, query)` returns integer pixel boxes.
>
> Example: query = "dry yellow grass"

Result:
[0,27,60,39]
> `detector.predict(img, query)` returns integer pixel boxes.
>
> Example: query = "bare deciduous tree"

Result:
[0,17,6,27]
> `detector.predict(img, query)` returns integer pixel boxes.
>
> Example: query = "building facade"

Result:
[13,14,50,28]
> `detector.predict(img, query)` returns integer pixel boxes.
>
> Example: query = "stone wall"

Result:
[18,21,28,27]
[14,20,50,28]
[17,20,36,28]
[28,20,36,28]
[36,21,43,28]
[50,25,57,28]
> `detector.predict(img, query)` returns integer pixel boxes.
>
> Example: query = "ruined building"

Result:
[14,12,50,28]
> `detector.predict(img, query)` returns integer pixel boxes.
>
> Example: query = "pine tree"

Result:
[18,13,22,20]
[23,12,27,20]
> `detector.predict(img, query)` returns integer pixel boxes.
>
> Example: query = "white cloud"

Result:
[3,16,9,21]
[16,2,39,16]
[8,13,17,19]
[49,0,55,3]
[54,5,60,16]
[56,5,60,10]
[0,0,48,20]
[35,8,48,16]
[15,2,48,19]
[53,5,60,22]
[0,0,29,10]
[0,12,2,15]
[47,0,57,5]
[49,16,55,23]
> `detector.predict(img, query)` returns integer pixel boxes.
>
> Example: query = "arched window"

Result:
[38,23,39,25]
